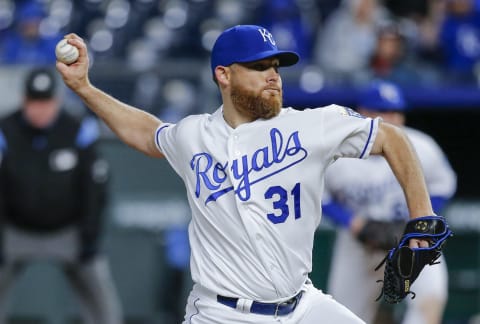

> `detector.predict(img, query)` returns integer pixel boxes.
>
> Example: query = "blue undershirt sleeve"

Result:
[431,196,449,215]
[322,201,354,228]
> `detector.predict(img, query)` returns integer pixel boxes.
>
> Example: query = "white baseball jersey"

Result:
[155,104,379,302]
[324,127,457,221]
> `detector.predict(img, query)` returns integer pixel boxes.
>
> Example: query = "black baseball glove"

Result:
[374,215,453,304]
[356,219,407,251]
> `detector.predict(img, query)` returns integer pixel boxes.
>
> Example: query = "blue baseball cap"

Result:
[17,1,46,22]
[359,81,406,112]
[211,25,299,75]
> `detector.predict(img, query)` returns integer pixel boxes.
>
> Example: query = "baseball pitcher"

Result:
[56,25,450,324]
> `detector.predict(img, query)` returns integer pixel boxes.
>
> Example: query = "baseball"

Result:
[55,39,79,65]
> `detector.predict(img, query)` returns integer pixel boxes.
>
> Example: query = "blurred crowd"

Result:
[1,0,480,120]
[1,0,480,86]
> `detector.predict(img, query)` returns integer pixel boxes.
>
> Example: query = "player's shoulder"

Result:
[0,109,21,126]
[404,127,438,147]
[281,104,364,118]
[61,110,83,126]
[0,110,39,134]
[52,111,83,134]
[172,112,212,128]
[308,104,365,119]
[163,111,216,139]
[404,126,445,157]
[323,104,363,116]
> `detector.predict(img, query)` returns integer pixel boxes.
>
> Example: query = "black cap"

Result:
[24,67,57,99]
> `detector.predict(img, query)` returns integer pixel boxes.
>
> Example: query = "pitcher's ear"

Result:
[214,66,229,85]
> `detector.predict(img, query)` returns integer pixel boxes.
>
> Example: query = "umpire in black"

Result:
[0,67,123,324]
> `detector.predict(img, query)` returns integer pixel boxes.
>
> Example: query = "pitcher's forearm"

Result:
[55,33,164,158]
[373,123,433,218]
[77,84,163,157]
[389,149,433,218]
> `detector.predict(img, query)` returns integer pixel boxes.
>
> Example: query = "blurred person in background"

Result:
[365,23,441,86]
[439,0,480,84]
[322,80,457,324]
[0,67,123,324]
[383,0,447,67]
[0,0,61,65]
[314,0,391,84]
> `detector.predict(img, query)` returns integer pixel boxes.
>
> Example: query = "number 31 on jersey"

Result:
[264,182,301,224]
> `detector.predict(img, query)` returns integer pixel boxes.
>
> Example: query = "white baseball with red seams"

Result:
[55,39,79,65]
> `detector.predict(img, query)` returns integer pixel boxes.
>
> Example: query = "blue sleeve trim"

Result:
[75,117,100,148]
[359,119,374,159]
[155,124,170,152]
[322,201,354,228]
[0,129,7,153]
[431,196,449,214]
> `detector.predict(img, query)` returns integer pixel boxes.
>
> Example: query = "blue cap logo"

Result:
[211,25,299,76]
[359,80,406,112]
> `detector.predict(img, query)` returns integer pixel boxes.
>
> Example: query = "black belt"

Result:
[217,291,303,316]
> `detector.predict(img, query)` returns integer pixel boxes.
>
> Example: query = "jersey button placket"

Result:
[233,133,241,157]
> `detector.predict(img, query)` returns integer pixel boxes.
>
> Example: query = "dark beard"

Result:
[230,83,282,120]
